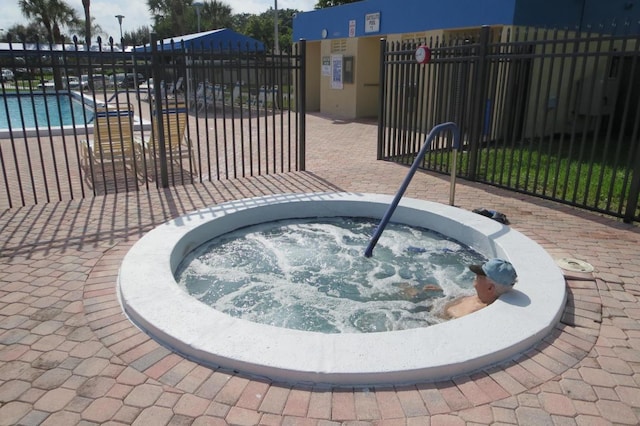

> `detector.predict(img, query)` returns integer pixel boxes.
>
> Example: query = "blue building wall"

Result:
[293,0,518,41]
[293,0,640,41]
[514,0,640,31]
[512,0,583,29]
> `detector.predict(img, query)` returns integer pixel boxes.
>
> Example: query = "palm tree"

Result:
[148,0,189,37]
[19,0,79,89]
[82,0,91,47]
[201,0,233,31]
[18,0,79,44]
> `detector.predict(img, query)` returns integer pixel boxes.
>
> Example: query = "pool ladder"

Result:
[364,122,461,258]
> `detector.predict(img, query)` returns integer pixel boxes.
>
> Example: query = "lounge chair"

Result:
[190,81,205,108]
[81,104,136,173]
[134,102,196,176]
[197,83,224,112]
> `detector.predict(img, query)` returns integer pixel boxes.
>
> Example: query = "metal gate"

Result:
[0,37,306,209]
[379,25,640,223]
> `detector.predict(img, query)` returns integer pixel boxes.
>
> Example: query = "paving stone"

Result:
[260,385,290,415]
[76,376,116,398]
[492,406,517,424]
[31,368,72,390]
[0,401,32,425]
[123,383,164,408]
[236,380,269,410]
[131,406,173,426]
[167,393,208,418]
[458,405,493,423]
[515,406,554,426]
[393,386,428,417]
[353,388,380,420]
[225,406,262,425]
[559,378,597,401]
[213,375,249,406]
[307,389,332,420]
[39,411,82,426]
[574,414,614,425]
[453,376,492,406]
[595,400,639,424]
[113,404,142,424]
[416,384,451,415]
[539,392,577,416]
[33,387,76,412]
[0,379,30,402]
[375,388,405,419]
[598,356,634,375]
[578,367,617,388]
[615,385,640,408]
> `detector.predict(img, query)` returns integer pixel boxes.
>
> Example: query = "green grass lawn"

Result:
[410,136,637,216]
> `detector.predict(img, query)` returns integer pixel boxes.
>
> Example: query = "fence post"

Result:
[624,141,640,223]
[150,33,169,188]
[467,25,491,180]
[298,39,307,171]
[377,38,387,160]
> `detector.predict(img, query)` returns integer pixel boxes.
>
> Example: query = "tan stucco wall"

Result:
[305,41,322,112]
[355,37,381,118]
[320,38,358,118]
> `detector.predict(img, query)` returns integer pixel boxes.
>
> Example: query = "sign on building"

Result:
[365,12,380,33]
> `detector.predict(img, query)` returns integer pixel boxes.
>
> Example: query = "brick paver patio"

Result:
[1,113,639,425]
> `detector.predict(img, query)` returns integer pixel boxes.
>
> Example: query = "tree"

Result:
[148,0,234,38]
[1,23,48,43]
[124,26,152,47]
[237,8,298,52]
[82,0,91,47]
[314,0,362,8]
[200,0,233,31]
[148,0,190,38]
[19,0,79,89]
[69,17,104,44]
[18,0,79,44]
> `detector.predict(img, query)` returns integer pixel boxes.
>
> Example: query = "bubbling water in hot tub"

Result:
[175,217,486,333]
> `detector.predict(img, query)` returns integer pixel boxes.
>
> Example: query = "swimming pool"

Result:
[0,93,93,130]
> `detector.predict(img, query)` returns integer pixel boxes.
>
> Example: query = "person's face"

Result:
[474,275,497,304]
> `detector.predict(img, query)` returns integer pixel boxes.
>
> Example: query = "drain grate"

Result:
[556,257,594,273]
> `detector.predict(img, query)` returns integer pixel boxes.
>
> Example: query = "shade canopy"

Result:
[133,28,265,53]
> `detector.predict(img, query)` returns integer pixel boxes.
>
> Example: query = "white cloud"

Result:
[1,0,316,43]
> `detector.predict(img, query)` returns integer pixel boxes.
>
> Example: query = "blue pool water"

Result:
[0,94,93,130]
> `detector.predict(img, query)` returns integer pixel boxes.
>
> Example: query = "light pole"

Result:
[274,0,279,54]
[193,2,204,33]
[115,15,125,48]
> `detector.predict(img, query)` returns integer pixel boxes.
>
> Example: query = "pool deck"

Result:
[1,113,640,425]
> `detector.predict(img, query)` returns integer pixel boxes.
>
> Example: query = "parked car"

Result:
[108,73,146,89]
[65,76,80,89]
[79,74,105,89]
[1,68,14,82]
[138,78,153,91]
[122,73,146,88]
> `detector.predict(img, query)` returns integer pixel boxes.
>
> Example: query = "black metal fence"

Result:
[379,25,640,223]
[0,36,306,209]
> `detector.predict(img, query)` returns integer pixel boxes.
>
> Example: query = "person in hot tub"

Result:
[444,258,517,319]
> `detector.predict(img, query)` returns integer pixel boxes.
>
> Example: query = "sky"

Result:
[1,0,317,43]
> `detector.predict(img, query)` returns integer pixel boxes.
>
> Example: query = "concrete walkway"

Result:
[1,113,639,425]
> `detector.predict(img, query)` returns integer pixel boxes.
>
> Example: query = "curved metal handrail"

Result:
[364,122,460,258]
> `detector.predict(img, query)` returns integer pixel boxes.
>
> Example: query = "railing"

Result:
[0,37,306,209]
[379,24,640,224]
[365,122,460,257]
